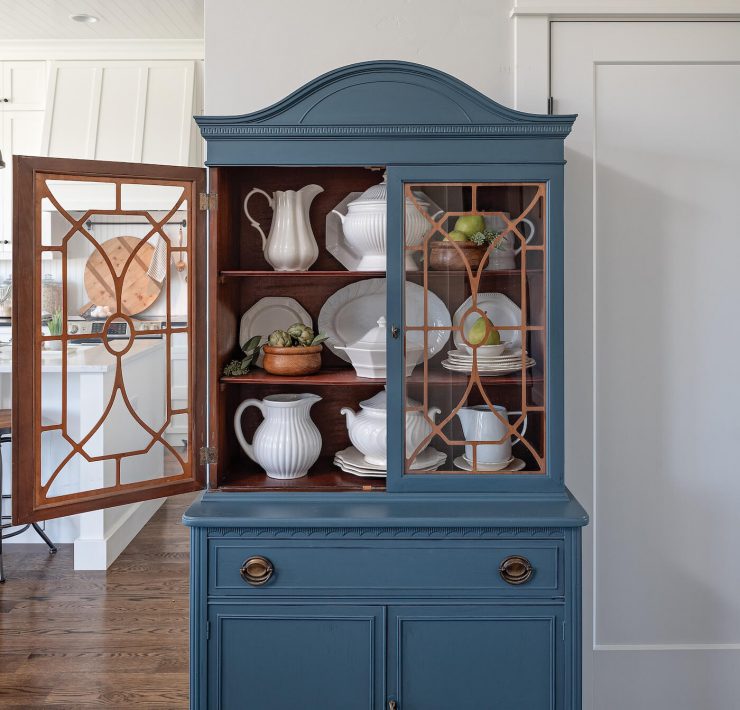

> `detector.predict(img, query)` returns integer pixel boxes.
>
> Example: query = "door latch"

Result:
[390,325,400,339]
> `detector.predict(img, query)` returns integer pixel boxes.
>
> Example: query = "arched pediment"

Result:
[196,61,575,140]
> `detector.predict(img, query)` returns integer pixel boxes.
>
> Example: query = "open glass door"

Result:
[11,156,206,523]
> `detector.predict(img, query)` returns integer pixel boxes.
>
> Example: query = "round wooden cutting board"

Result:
[83,236,163,316]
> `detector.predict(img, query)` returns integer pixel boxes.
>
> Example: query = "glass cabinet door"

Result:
[386,167,561,493]
[11,156,206,523]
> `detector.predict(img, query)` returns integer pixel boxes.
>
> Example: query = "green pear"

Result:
[445,229,469,242]
[468,315,501,346]
[454,215,485,237]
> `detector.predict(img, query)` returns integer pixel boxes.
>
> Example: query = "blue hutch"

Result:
[11,61,587,710]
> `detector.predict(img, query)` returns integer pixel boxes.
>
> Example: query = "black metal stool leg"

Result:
[32,523,57,554]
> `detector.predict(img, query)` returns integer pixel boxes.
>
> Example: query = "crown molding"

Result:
[0,39,204,61]
[510,1,740,18]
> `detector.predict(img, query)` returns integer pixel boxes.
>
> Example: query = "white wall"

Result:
[204,0,515,114]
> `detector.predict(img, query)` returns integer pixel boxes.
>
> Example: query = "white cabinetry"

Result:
[42,60,198,165]
[0,61,47,255]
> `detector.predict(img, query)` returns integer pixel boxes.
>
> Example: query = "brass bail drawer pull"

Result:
[388,701,398,710]
[240,556,274,586]
[499,555,533,585]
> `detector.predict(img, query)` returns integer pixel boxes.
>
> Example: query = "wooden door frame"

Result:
[12,155,207,523]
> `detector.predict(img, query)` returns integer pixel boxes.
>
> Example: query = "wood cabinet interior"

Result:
[209,166,547,490]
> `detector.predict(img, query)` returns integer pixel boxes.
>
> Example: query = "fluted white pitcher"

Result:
[234,393,322,479]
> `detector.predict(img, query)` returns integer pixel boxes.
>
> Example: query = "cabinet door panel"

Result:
[11,156,206,523]
[388,605,562,710]
[208,604,384,710]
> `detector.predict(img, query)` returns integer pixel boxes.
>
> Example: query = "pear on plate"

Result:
[468,315,501,346]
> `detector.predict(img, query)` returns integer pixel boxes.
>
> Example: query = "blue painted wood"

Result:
[388,605,564,709]
[386,163,565,495]
[195,61,574,166]
[208,603,385,710]
[188,60,585,709]
[208,539,563,598]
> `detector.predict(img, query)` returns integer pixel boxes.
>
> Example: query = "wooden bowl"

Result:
[262,345,322,376]
[429,241,488,271]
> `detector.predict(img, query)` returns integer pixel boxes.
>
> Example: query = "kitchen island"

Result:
[0,339,167,569]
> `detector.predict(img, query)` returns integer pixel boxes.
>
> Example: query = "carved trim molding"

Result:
[200,123,574,139]
[207,526,566,539]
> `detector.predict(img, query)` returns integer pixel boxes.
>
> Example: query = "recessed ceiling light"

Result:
[70,13,99,24]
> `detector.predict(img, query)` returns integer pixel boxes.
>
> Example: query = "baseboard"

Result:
[73,497,165,570]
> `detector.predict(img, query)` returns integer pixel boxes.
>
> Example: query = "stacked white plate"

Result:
[441,348,535,375]
[333,446,447,478]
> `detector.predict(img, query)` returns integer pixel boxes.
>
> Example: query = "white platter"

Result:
[335,446,446,472]
[453,293,523,350]
[447,347,525,363]
[239,297,311,367]
[318,278,451,363]
[453,456,526,472]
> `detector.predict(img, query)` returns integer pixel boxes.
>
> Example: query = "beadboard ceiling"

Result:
[0,0,203,39]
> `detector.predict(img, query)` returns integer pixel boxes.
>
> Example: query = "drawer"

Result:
[208,539,563,598]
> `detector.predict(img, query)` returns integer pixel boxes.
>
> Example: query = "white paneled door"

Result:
[552,21,740,710]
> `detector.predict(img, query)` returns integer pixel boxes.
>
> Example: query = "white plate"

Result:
[447,348,525,362]
[239,297,312,367]
[333,459,387,478]
[441,359,534,376]
[453,456,526,472]
[335,446,446,472]
[453,293,522,350]
[319,278,451,363]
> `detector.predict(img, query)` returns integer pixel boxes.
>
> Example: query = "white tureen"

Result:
[340,388,440,467]
[331,175,432,271]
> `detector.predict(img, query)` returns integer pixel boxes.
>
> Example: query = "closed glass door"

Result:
[386,167,562,493]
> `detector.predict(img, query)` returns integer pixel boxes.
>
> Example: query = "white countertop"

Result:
[0,339,165,373]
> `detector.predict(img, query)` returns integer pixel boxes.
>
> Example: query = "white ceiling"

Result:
[0,0,204,39]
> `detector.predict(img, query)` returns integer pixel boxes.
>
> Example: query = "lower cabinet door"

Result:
[208,603,385,710]
[388,605,564,710]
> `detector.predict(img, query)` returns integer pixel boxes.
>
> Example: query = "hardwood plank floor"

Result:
[0,493,197,708]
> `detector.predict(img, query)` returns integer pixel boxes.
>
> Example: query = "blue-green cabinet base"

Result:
[185,493,586,710]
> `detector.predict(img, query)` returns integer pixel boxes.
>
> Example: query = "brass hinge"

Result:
[205,621,210,640]
[199,446,217,465]
[199,192,217,211]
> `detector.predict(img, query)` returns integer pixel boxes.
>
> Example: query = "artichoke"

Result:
[268,329,292,348]
[287,322,315,346]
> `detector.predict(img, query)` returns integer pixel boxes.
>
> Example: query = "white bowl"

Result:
[460,343,507,357]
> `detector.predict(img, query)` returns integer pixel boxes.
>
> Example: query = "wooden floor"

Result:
[0,493,196,708]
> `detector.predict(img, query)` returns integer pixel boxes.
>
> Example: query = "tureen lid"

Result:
[348,174,429,208]
[359,386,421,411]
[347,317,387,350]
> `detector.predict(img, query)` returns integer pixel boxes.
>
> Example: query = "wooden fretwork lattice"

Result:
[35,173,194,506]
[404,182,547,475]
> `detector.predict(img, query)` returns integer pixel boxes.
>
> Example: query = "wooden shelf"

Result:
[220,269,539,278]
[218,458,385,492]
[220,270,385,278]
[221,367,541,386]
[221,369,383,386]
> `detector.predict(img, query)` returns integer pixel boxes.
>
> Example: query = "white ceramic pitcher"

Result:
[244,184,324,271]
[484,213,536,270]
[234,393,322,479]
[456,405,527,465]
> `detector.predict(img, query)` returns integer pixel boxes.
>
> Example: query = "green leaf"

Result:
[240,335,262,355]
[310,333,329,346]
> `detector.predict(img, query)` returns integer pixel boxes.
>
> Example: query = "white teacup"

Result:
[457,404,528,465]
